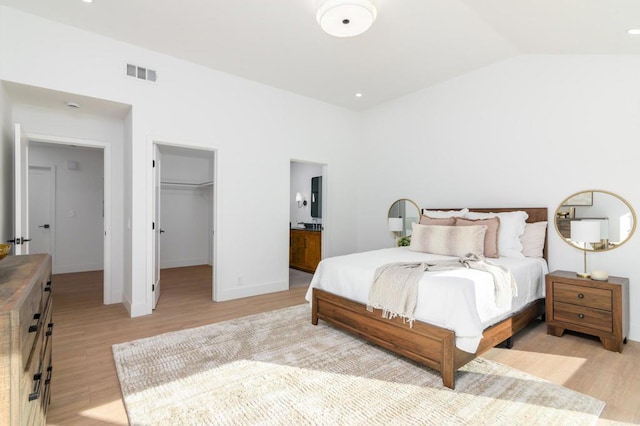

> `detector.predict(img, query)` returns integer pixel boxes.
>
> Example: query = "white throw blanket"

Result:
[367,254,518,326]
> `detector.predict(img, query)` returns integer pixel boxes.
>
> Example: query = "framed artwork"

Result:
[563,192,593,206]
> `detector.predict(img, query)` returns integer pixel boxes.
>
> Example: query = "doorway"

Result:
[13,126,113,304]
[289,160,327,288]
[151,143,216,310]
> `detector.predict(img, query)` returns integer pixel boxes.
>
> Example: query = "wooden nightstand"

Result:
[545,270,629,352]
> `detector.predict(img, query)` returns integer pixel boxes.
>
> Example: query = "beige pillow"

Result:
[419,215,456,226]
[409,223,487,257]
[521,221,547,257]
[455,217,500,258]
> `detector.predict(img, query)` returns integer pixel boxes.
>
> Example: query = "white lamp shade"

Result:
[388,217,403,232]
[295,192,303,202]
[570,220,601,243]
[317,0,377,38]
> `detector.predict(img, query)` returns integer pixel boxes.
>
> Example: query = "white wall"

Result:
[0,83,12,244]
[160,152,213,268]
[359,55,640,341]
[11,103,125,302]
[0,7,359,315]
[290,161,323,227]
[29,143,104,273]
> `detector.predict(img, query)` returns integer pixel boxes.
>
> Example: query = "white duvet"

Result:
[304,247,548,353]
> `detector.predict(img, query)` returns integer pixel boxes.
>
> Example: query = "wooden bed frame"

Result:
[311,207,548,389]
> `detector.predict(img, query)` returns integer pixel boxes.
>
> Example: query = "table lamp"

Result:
[570,220,601,278]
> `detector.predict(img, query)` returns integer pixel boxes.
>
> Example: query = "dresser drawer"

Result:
[19,281,44,369]
[553,301,612,332]
[553,282,612,311]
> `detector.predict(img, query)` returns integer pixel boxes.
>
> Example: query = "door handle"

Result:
[38,224,51,229]
[160,229,165,234]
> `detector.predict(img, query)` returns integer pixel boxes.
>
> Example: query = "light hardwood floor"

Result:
[47,267,639,425]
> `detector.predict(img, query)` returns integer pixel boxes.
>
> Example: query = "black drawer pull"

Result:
[28,373,42,401]
[44,285,52,292]
[46,322,54,336]
[45,365,53,385]
[578,313,585,319]
[33,313,41,320]
[28,324,39,333]
[577,293,584,299]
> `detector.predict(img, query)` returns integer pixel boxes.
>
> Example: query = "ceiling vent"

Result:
[126,63,157,83]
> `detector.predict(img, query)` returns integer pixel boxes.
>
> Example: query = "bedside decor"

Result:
[570,220,600,278]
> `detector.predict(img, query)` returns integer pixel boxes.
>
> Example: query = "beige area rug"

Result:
[113,304,604,425]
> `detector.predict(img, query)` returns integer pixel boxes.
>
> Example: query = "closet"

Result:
[157,146,214,270]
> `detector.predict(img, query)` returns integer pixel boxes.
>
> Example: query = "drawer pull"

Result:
[46,322,54,336]
[28,324,39,333]
[578,313,585,319]
[28,372,42,401]
[45,365,53,385]
[577,293,584,299]
[33,313,41,320]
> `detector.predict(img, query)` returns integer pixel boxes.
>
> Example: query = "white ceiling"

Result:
[1,0,639,111]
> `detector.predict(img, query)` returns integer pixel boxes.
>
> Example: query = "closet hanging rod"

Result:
[161,180,213,188]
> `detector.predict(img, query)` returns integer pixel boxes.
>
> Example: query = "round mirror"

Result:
[555,190,637,252]
[387,199,420,238]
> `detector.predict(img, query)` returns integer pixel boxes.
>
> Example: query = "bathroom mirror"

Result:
[554,190,637,252]
[387,199,420,238]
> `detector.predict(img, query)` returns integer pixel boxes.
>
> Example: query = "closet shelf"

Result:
[161,180,213,188]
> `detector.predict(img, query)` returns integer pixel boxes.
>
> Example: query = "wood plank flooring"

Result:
[47,267,639,425]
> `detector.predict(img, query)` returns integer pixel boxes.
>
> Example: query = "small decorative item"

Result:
[0,243,11,260]
[590,270,609,281]
[397,236,411,247]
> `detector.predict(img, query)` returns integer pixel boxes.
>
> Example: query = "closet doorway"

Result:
[152,143,216,309]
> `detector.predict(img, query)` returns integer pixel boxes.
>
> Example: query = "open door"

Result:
[152,145,162,309]
[10,124,30,255]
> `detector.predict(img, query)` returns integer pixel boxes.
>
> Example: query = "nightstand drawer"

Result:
[553,301,612,332]
[553,282,612,311]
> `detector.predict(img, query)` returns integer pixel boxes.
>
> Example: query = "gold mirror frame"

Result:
[554,190,637,252]
[387,199,420,238]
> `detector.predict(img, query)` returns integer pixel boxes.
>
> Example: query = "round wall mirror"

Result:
[387,199,420,238]
[554,190,637,252]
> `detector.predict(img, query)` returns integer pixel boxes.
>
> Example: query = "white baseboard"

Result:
[53,262,103,274]
[216,280,288,302]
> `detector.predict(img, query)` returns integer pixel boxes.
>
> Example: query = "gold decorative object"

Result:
[0,243,11,260]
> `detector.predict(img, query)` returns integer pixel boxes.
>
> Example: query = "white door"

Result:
[28,167,54,256]
[12,124,30,255]
[152,145,162,309]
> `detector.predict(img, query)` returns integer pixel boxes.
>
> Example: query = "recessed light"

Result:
[355,93,363,98]
[628,28,640,35]
[82,0,93,3]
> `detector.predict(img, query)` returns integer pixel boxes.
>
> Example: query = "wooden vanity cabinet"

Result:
[0,254,53,426]
[289,229,321,273]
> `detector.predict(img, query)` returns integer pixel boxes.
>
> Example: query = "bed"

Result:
[306,207,548,389]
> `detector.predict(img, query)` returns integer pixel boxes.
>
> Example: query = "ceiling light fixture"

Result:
[628,28,640,35]
[316,0,377,38]
[82,0,93,3]
[355,93,363,97]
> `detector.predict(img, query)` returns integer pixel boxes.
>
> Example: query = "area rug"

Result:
[113,304,604,425]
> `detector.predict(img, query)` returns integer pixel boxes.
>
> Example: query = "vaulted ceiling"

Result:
[1,0,639,110]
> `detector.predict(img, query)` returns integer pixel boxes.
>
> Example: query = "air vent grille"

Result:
[126,63,157,82]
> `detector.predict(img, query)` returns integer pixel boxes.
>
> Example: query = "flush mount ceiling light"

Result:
[316,0,377,38]
[628,28,640,35]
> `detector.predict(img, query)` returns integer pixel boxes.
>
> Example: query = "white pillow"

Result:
[465,210,529,258]
[409,223,486,257]
[521,221,547,258]
[420,208,469,219]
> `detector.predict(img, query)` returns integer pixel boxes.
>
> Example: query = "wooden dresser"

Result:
[545,270,629,352]
[0,254,53,425]
[289,229,322,273]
